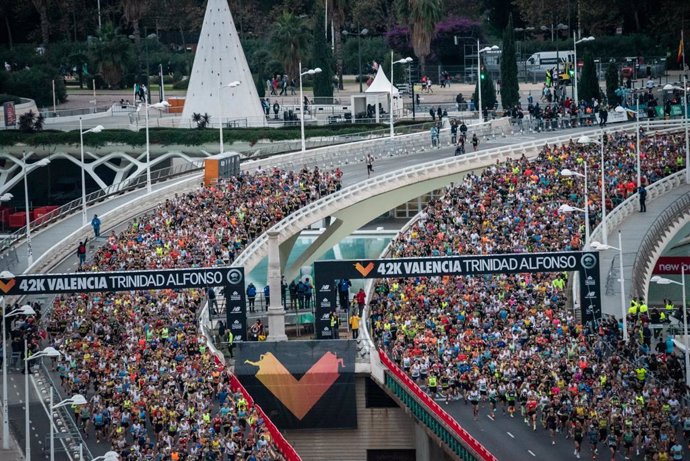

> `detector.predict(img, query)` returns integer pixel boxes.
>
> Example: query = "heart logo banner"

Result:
[236,340,357,429]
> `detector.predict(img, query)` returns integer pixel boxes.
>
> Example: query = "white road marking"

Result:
[487,415,495,421]
[528,450,536,457]
[507,432,515,438]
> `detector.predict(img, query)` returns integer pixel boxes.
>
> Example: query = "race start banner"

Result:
[0,266,247,340]
[314,251,601,338]
[235,340,357,429]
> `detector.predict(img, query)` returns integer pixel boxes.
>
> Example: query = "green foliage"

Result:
[342,37,388,74]
[191,112,210,129]
[472,57,497,110]
[89,23,135,89]
[605,62,620,105]
[311,6,334,99]
[172,79,189,90]
[18,111,44,133]
[0,124,412,148]
[578,53,601,103]
[0,94,22,104]
[499,14,520,109]
[270,11,310,79]
[1,64,66,106]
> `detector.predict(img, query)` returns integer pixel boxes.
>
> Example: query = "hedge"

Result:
[0,123,409,148]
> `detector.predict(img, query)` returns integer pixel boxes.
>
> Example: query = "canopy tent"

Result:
[350,66,403,123]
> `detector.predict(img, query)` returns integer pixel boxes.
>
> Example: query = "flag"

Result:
[678,30,685,66]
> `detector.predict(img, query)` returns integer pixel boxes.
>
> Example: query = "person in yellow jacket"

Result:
[349,312,360,339]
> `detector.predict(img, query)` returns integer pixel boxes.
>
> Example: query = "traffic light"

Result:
[480,65,486,80]
[568,64,575,78]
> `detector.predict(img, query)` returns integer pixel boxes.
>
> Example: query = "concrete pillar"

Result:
[414,422,430,461]
[266,230,288,341]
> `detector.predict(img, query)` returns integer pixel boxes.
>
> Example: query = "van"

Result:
[523,51,575,71]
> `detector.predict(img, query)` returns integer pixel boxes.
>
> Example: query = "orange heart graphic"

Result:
[354,262,375,277]
[245,352,343,420]
[0,278,15,294]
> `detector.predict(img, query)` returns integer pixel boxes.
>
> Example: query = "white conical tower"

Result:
[182,0,266,127]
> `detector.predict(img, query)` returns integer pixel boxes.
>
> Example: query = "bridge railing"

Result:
[0,160,204,253]
[236,122,680,273]
[379,351,498,461]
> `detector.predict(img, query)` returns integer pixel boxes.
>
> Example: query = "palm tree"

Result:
[270,11,309,82]
[121,0,150,44]
[398,0,442,74]
[30,0,50,45]
[90,23,133,89]
[325,0,351,90]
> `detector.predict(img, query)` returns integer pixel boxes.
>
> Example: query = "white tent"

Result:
[350,66,403,123]
[182,0,267,127]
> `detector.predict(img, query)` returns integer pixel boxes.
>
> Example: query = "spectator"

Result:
[91,214,101,238]
[246,282,257,312]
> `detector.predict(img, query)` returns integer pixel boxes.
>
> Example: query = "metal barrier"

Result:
[0,160,204,253]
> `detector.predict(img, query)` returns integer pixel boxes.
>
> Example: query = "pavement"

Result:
[1,121,680,460]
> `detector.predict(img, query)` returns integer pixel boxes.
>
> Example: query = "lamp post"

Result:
[573,34,595,108]
[299,62,322,152]
[78,119,104,226]
[591,231,627,342]
[652,267,690,387]
[50,394,87,461]
[2,301,34,449]
[24,346,60,461]
[139,101,170,193]
[390,55,413,138]
[22,153,51,267]
[477,42,499,123]
[218,81,241,155]
[560,164,590,245]
[343,28,368,93]
[578,134,607,245]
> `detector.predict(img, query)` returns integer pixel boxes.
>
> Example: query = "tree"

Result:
[90,23,134,89]
[326,0,351,90]
[605,62,620,105]
[400,0,443,74]
[578,52,601,103]
[500,14,520,109]
[472,57,496,111]
[270,11,309,82]
[311,6,334,100]
[30,0,50,45]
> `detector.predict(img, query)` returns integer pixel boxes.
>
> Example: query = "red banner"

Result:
[652,257,690,274]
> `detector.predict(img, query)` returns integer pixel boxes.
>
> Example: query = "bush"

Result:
[2,64,67,106]
[0,94,22,104]
[172,78,189,90]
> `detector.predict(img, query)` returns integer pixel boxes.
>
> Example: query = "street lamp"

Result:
[477,42,499,123]
[578,134,607,245]
[78,119,104,226]
[23,346,60,461]
[299,62,322,152]
[138,101,170,193]
[651,268,690,387]
[560,166,590,245]
[50,394,87,461]
[218,81,241,155]
[390,55,413,138]
[591,231,627,342]
[663,82,690,183]
[2,301,34,449]
[92,452,120,461]
[22,153,51,267]
[573,34,595,108]
[343,28,368,92]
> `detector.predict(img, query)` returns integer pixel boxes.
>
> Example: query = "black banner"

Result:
[224,286,247,342]
[235,340,357,429]
[0,267,244,295]
[313,252,601,336]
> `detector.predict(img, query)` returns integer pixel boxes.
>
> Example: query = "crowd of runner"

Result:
[33,167,342,460]
[371,131,690,460]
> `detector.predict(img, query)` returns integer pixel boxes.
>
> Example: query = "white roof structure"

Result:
[182,0,266,127]
[365,66,400,96]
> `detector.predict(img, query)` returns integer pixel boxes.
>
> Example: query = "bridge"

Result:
[1,119,688,461]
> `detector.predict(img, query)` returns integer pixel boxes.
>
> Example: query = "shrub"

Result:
[172,78,189,90]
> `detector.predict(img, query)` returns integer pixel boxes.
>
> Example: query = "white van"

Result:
[523,51,575,71]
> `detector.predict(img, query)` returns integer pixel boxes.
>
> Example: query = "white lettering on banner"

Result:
[388,255,580,276]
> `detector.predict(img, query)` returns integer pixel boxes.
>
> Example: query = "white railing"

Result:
[235,122,677,273]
